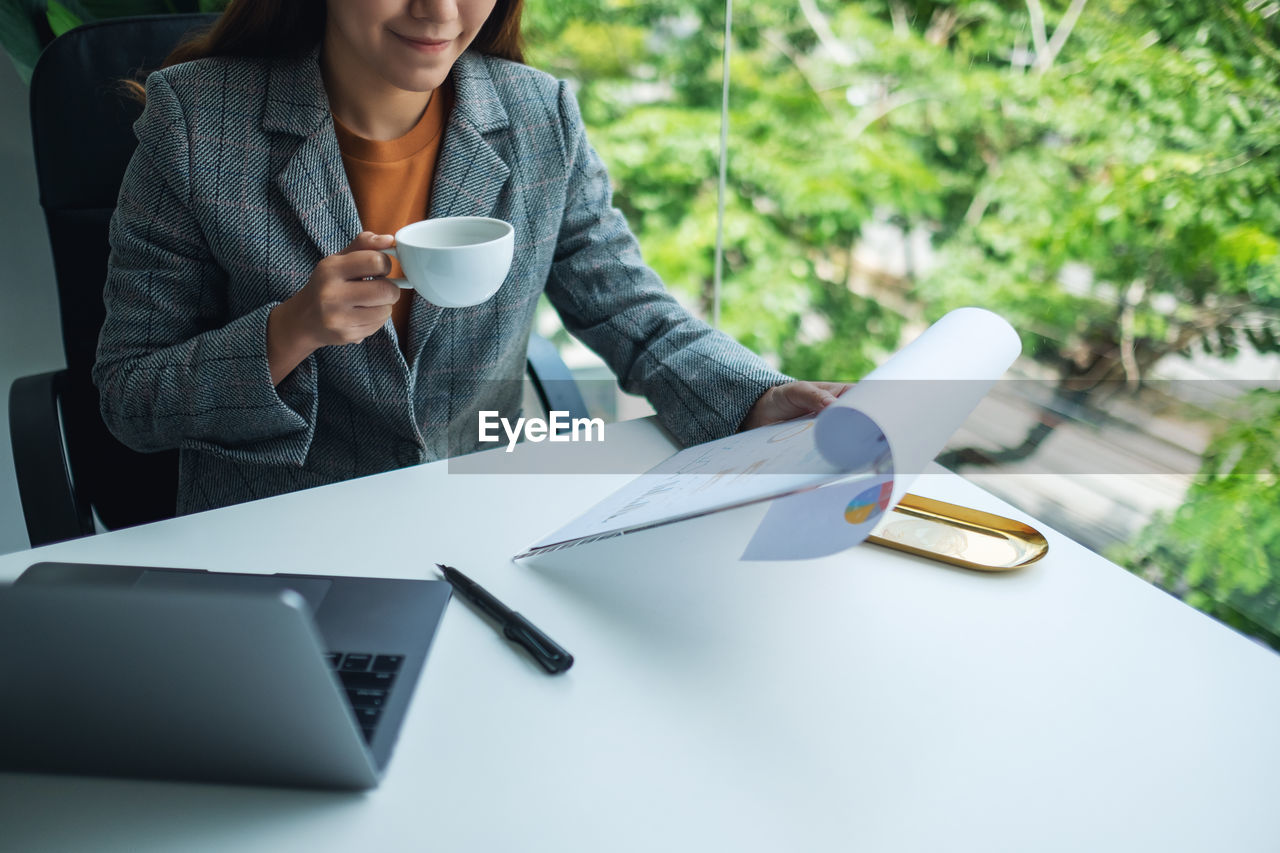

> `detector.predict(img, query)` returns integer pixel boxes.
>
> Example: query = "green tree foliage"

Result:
[527,0,1280,642]
[529,1,1280,386]
[1113,389,1280,650]
[889,0,1280,381]
[527,0,911,380]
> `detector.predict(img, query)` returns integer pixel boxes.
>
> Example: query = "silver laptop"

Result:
[0,561,451,790]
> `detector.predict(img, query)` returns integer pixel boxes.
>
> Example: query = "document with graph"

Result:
[515,308,1022,561]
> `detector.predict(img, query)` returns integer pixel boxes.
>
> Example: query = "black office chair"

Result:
[10,15,588,549]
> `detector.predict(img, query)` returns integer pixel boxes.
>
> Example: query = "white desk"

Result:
[2,417,1278,853]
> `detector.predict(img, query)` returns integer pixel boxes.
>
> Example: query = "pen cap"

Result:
[503,613,573,674]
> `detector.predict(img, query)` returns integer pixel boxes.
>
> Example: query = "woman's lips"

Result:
[392,31,454,53]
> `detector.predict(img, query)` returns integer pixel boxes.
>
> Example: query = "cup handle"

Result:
[379,247,413,289]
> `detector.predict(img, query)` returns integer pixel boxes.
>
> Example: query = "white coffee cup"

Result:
[381,216,514,308]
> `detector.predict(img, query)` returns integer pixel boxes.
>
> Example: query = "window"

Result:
[531,0,1280,649]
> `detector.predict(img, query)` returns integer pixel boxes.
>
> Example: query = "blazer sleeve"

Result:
[92,71,319,467]
[542,81,792,447]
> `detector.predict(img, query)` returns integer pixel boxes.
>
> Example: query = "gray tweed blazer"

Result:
[93,47,789,515]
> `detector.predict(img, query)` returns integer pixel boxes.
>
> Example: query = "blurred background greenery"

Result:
[524,0,1280,650]
[3,0,1278,648]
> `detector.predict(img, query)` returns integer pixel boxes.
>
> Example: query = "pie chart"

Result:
[844,480,892,525]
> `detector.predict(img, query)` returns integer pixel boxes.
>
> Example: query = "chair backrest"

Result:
[30,14,217,531]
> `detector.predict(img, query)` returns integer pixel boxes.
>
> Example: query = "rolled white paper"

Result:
[519,308,1021,561]
[814,307,1021,507]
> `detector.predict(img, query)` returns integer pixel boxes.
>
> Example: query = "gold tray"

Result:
[866,493,1048,572]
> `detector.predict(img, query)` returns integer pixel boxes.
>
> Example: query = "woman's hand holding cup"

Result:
[266,219,514,386]
[266,231,400,385]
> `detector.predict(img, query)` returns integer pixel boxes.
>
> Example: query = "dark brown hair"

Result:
[124,0,524,101]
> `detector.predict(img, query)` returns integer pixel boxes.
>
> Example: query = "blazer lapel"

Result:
[408,52,513,361]
[265,48,361,259]
[428,52,512,220]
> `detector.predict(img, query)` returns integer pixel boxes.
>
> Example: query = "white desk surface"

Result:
[2,417,1278,853]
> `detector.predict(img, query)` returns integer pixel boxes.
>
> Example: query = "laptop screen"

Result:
[134,571,333,614]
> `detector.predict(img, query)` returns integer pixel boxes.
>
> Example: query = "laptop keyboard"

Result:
[326,652,404,743]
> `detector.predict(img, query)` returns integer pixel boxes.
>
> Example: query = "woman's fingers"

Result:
[814,381,853,398]
[341,231,394,253]
[777,381,839,416]
[328,247,394,282]
[740,380,856,431]
[342,277,401,307]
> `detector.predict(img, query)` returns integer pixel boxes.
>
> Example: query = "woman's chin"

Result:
[378,65,452,94]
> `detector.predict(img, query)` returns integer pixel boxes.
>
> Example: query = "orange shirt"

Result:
[333,86,449,355]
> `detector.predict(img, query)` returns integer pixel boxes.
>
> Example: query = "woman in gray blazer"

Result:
[93,0,847,515]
